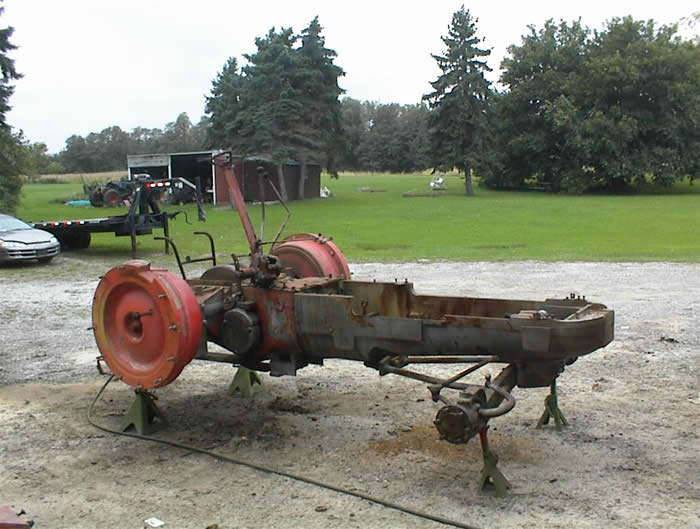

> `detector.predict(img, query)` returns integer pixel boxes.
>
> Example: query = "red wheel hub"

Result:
[92,260,202,389]
[271,233,350,279]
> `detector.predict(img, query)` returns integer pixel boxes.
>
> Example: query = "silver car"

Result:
[0,213,61,263]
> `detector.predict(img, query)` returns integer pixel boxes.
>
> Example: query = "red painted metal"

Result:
[272,233,350,279]
[92,260,202,389]
[214,154,259,254]
[242,286,300,359]
[0,506,30,529]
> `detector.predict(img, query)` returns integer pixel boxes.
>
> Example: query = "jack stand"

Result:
[228,367,263,397]
[121,390,166,435]
[537,379,568,431]
[478,426,510,496]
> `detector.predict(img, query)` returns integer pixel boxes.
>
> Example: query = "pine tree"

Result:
[242,27,302,164]
[296,16,345,175]
[0,3,20,128]
[205,18,345,181]
[0,4,24,213]
[423,6,492,195]
[205,57,246,148]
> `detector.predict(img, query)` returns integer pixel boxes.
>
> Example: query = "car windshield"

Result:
[0,217,32,232]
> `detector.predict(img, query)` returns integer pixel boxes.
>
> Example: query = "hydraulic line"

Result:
[87,376,483,529]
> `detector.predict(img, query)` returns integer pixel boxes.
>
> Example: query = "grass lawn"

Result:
[15,172,700,262]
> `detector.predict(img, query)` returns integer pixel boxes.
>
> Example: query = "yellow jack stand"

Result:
[478,426,511,496]
[228,367,264,397]
[121,390,166,435]
[537,379,569,431]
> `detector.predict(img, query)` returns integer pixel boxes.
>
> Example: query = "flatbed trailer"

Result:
[31,178,205,256]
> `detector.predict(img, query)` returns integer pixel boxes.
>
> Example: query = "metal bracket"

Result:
[96,356,112,376]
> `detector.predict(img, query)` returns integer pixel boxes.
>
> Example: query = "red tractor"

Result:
[91,152,614,494]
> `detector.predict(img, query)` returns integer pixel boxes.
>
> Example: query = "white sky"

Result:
[3,0,696,153]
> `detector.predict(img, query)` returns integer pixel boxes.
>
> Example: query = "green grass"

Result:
[14,173,700,262]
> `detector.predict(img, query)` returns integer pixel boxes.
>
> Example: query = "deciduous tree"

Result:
[583,17,700,188]
[337,97,373,171]
[355,102,430,173]
[493,17,699,192]
[493,19,589,191]
[57,114,209,173]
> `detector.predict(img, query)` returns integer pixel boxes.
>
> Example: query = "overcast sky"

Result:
[3,0,696,153]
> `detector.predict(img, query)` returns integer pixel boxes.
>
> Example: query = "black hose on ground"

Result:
[87,376,483,529]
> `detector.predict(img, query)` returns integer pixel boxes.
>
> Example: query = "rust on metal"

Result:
[91,151,615,489]
[214,152,259,254]
[92,260,202,389]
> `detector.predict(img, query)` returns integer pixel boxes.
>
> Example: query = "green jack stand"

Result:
[537,379,569,431]
[121,390,166,435]
[228,367,263,397]
[478,427,511,496]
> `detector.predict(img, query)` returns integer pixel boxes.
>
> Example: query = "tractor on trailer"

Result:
[91,152,614,494]
[32,177,205,255]
[84,178,136,208]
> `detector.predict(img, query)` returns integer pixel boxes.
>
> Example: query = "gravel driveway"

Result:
[1,256,698,529]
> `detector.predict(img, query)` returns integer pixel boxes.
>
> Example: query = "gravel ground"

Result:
[0,255,698,529]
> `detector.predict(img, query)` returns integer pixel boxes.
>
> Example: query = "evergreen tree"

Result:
[0,3,23,212]
[205,18,345,182]
[205,57,245,148]
[237,26,302,163]
[423,6,493,195]
[296,16,345,175]
[0,128,24,212]
[0,3,19,128]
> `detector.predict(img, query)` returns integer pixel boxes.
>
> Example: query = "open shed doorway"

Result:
[127,151,219,203]
[170,153,215,202]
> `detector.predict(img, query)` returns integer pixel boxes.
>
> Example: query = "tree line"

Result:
[57,113,208,173]
[205,9,699,194]
[1,7,698,212]
[47,98,431,175]
[491,16,700,192]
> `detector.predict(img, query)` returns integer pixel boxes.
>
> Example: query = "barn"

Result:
[126,151,321,204]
